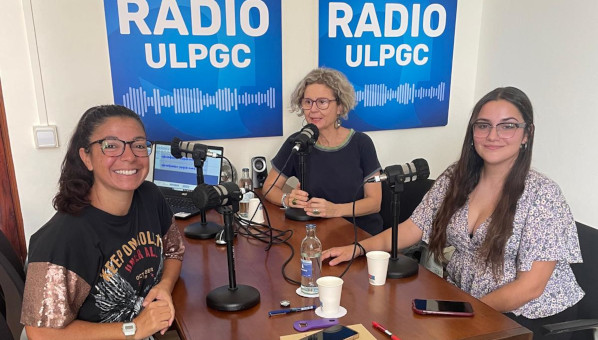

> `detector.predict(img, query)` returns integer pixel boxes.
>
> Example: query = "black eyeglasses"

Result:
[472,122,527,139]
[300,98,337,110]
[86,137,152,157]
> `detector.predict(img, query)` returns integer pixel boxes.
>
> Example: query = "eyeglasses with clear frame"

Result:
[86,137,152,157]
[472,122,527,139]
[300,98,337,110]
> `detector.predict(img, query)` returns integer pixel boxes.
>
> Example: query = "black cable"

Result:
[221,156,235,184]
[232,146,339,286]
[233,192,301,285]
[337,182,365,278]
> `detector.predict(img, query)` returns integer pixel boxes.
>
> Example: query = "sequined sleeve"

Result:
[163,216,185,261]
[20,262,91,328]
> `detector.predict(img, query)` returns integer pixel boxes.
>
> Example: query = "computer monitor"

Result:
[152,141,223,190]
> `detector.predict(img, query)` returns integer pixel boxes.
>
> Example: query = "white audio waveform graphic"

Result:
[355,82,446,107]
[122,87,277,116]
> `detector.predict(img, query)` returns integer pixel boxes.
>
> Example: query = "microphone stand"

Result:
[386,180,419,278]
[184,153,223,239]
[285,149,316,221]
[206,204,260,311]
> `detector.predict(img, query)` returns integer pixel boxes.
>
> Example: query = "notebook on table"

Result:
[152,141,223,219]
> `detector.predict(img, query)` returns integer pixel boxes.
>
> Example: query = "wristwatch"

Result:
[122,321,136,340]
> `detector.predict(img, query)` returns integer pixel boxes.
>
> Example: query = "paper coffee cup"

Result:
[366,251,391,285]
[247,198,265,223]
[316,276,343,317]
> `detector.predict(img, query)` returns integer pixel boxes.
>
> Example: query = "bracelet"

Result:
[354,242,366,257]
[281,193,288,208]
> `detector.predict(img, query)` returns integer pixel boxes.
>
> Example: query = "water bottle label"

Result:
[241,192,254,202]
[301,259,313,278]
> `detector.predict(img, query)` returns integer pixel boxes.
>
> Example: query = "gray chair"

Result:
[0,230,25,340]
[542,222,598,339]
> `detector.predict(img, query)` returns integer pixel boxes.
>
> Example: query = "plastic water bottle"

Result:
[238,168,253,218]
[300,224,322,295]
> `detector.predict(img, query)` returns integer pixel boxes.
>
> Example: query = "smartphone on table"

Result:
[412,299,474,317]
[299,325,359,340]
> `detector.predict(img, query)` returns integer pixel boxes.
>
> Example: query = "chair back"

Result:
[572,222,598,320]
[380,179,435,229]
[0,230,25,340]
[542,222,598,340]
[0,231,25,281]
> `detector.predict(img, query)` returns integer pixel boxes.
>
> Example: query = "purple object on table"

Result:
[293,318,339,332]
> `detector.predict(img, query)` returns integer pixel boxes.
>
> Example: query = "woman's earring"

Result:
[470,140,474,148]
[520,142,528,150]
[335,116,342,129]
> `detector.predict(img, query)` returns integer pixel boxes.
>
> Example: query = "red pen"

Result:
[372,321,400,340]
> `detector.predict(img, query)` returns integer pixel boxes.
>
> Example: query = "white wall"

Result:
[1,0,481,244]
[475,0,598,227]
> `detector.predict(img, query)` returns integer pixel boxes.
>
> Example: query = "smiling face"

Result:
[473,99,528,169]
[79,117,149,199]
[303,83,343,133]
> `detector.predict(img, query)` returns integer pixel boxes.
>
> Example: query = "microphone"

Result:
[291,124,319,152]
[190,182,244,210]
[366,159,430,184]
[171,137,220,159]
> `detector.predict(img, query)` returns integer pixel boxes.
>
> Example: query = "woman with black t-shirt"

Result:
[263,68,383,235]
[21,105,185,340]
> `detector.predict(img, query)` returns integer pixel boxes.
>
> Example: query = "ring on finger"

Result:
[312,209,320,215]
[292,198,297,206]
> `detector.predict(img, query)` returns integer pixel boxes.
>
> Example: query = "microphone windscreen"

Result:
[190,183,218,210]
[171,137,182,158]
[304,123,319,142]
[412,158,430,179]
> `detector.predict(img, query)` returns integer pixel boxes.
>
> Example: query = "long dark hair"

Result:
[428,87,534,275]
[53,105,145,214]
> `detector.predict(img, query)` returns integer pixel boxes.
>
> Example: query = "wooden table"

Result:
[171,198,531,340]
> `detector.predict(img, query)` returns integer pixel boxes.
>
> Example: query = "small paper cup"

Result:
[316,276,343,317]
[247,198,264,223]
[366,251,391,285]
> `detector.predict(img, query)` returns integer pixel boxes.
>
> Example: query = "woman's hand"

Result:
[133,299,172,339]
[305,197,337,218]
[142,284,175,335]
[321,245,359,266]
[287,183,309,209]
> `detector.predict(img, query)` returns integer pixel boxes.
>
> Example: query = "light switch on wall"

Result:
[33,125,59,148]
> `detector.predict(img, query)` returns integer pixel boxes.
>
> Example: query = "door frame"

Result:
[0,79,27,262]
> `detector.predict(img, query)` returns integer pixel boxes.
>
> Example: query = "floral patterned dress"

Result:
[410,166,584,318]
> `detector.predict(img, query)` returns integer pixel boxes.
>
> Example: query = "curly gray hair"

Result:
[289,68,356,120]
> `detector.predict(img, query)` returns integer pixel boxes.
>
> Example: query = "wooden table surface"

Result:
[171,197,531,340]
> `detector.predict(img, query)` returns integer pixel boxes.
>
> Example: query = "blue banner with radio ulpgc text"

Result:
[103,0,282,141]
[319,0,457,132]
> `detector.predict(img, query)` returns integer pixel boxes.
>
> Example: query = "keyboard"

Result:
[165,197,199,214]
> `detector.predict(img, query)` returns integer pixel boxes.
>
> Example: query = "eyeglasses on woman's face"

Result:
[86,137,152,157]
[472,122,527,139]
[300,97,337,110]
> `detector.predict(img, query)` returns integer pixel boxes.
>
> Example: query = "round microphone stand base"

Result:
[386,254,419,279]
[285,207,316,221]
[184,221,222,239]
[206,285,260,311]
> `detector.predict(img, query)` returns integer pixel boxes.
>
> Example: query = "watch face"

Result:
[123,322,136,336]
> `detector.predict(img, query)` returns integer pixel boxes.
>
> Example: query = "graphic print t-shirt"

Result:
[21,181,181,327]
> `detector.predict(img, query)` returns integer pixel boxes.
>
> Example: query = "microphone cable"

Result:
[233,191,301,285]
[232,149,303,285]
[336,182,365,279]
[252,149,295,250]
[221,156,236,184]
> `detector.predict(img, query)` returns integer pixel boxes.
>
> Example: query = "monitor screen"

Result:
[152,142,223,191]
